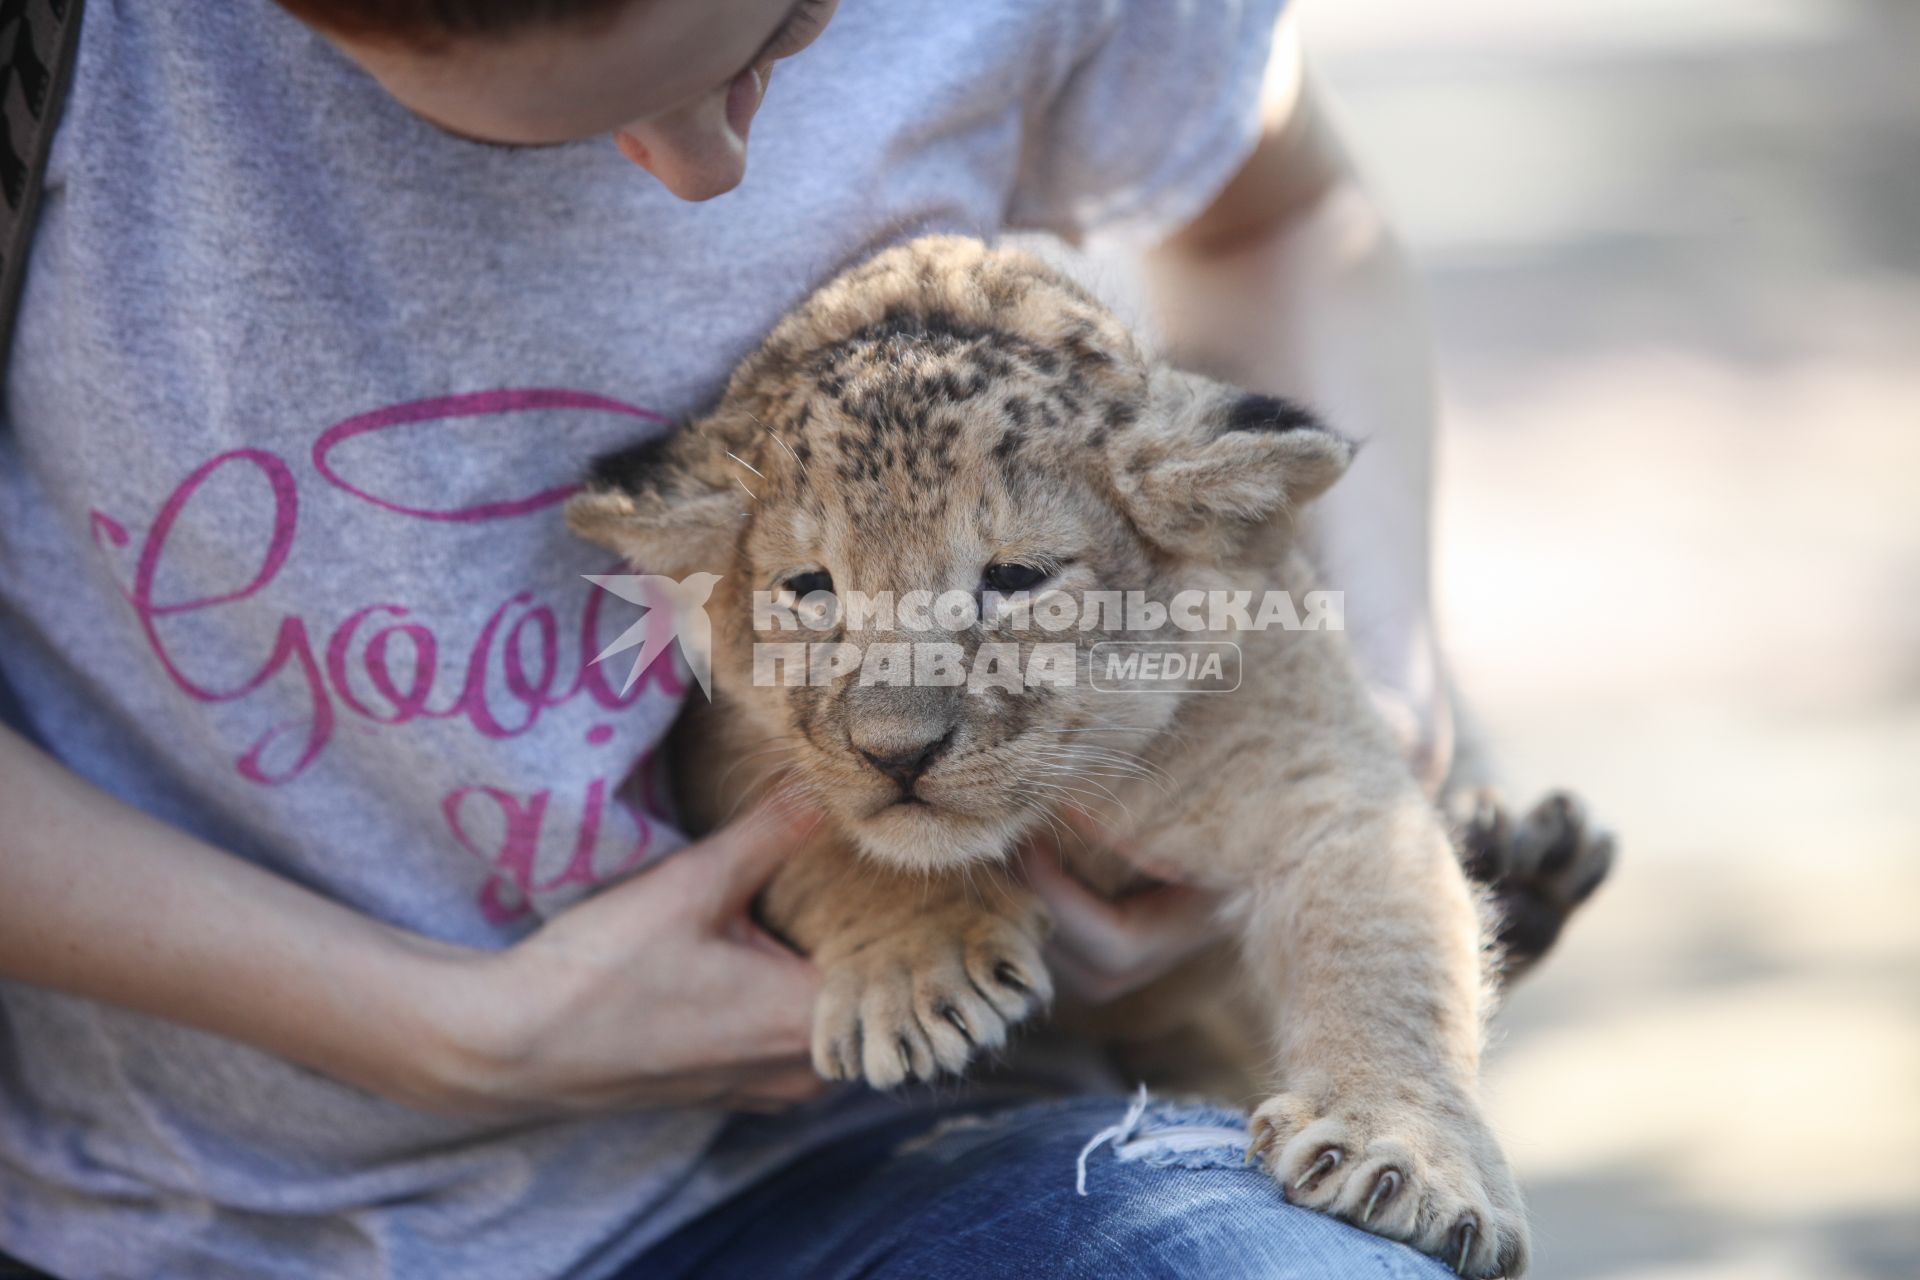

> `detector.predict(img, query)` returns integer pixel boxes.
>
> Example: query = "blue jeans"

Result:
[629,1095,1452,1279]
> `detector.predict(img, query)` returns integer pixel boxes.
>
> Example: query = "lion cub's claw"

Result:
[1293,1147,1341,1190]
[1360,1167,1402,1224]
[811,907,1051,1089]
[1249,1089,1530,1278]
[1453,1221,1479,1276]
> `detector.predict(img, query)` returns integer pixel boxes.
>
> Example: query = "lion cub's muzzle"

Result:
[842,682,963,802]
[855,726,955,795]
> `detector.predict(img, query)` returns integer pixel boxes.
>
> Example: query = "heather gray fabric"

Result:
[0,3,1280,1276]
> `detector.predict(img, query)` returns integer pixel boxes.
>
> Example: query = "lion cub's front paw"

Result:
[811,901,1051,1089]
[1249,1083,1530,1278]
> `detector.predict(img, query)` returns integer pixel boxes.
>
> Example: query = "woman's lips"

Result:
[726,63,770,142]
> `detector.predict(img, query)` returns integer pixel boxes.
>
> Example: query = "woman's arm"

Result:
[0,720,823,1115]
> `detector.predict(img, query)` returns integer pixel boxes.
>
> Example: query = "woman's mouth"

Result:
[726,62,771,142]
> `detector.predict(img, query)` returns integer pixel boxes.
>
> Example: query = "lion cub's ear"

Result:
[1106,369,1354,561]
[565,420,748,578]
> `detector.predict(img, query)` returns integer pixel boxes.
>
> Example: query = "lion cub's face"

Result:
[569,237,1351,870]
[721,348,1163,868]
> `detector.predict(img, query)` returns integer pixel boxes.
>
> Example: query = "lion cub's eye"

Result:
[783,569,834,597]
[983,563,1048,593]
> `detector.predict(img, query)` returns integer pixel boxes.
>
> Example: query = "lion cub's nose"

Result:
[854,727,956,791]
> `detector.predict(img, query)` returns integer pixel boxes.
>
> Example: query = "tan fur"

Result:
[569,237,1529,1277]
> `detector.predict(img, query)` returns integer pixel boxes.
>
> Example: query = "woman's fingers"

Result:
[1024,853,1134,964]
[588,1057,825,1113]
[1370,683,1454,798]
[688,796,823,922]
[727,1063,831,1112]
[457,794,837,1116]
[710,943,820,1056]
[1023,851,1216,992]
[1046,803,1186,881]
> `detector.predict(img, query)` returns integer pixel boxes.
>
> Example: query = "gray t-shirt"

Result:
[0,3,1280,1276]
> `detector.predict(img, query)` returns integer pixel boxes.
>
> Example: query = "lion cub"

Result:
[570,237,1530,1276]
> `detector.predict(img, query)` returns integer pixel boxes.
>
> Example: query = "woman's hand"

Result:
[1018,810,1221,1006]
[412,801,829,1118]
[0,722,825,1119]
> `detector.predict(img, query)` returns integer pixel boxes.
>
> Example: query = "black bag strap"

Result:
[0,0,83,381]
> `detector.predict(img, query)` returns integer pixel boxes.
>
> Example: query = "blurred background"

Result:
[1301,0,1919,1276]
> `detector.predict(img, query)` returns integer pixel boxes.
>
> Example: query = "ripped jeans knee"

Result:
[638,1090,1452,1280]
[1075,1086,1253,1191]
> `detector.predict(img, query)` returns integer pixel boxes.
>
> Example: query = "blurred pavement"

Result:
[1305,1,1920,1276]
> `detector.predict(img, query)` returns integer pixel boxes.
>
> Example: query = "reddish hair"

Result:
[275,0,633,45]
